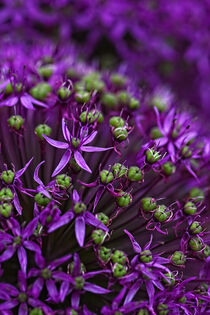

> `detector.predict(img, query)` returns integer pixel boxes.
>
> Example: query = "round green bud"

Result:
[86,79,105,92]
[74,276,85,290]
[150,127,163,139]
[151,96,167,112]
[117,91,130,105]
[138,309,149,315]
[183,201,197,215]
[74,81,85,92]
[139,250,153,263]
[189,221,202,234]
[57,87,71,100]
[18,293,27,303]
[101,93,118,108]
[100,170,114,184]
[203,245,210,258]
[111,250,127,265]
[4,82,13,95]
[189,187,204,203]
[110,73,126,87]
[1,170,15,184]
[96,212,109,225]
[146,149,161,164]
[30,82,51,100]
[74,202,86,214]
[0,203,13,218]
[162,272,175,286]
[80,110,104,124]
[181,146,192,158]
[116,191,132,208]
[162,162,176,176]
[189,237,203,251]
[34,193,51,207]
[71,138,81,148]
[41,268,52,280]
[178,296,187,304]
[35,124,51,140]
[38,65,53,79]
[157,304,169,315]
[29,308,43,315]
[8,115,24,130]
[69,157,81,173]
[141,197,157,212]
[91,229,106,245]
[56,174,71,189]
[113,127,128,142]
[75,91,90,103]
[109,116,125,128]
[112,163,127,178]
[171,251,186,266]
[98,246,112,263]
[128,97,140,110]
[113,263,127,278]
[154,205,170,222]
[128,166,142,181]
[0,188,14,202]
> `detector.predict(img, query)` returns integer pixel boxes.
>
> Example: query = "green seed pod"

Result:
[162,162,176,176]
[146,149,161,164]
[74,276,85,290]
[181,146,192,158]
[66,68,80,80]
[113,263,127,278]
[80,110,103,124]
[18,293,27,303]
[189,187,204,202]
[8,115,24,130]
[0,203,13,218]
[91,229,106,245]
[35,124,52,140]
[113,127,128,142]
[203,245,210,258]
[96,212,109,225]
[110,73,126,87]
[157,303,169,315]
[69,157,81,173]
[56,174,72,189]
[183,201,197,215]
[98,246,112,263]
[75,91,90,103]
[112,163,127,178]
[154,205,171,222]
[128,166,142,181]
[117,91,130,105]
[189,221,203,234]
[101,93,118,108]
[109,116,125,128]
[30,82,51,100]
[57,87,71,100]
[34,193,51,207]
[162,272,175,286]
[74,81,85,92]
[1,170,15,184]
[111,250,127,264]
[189,237,203,251]
[178,296,187,303]
[74,202,87,214]
[128,97,140,110]
[29,308,43,315]
[4,82,13,95]
[100,170,114,184]
[150,127,163,139]
[38,65,53,79]
[138,309,149,315]
[171,251,186,266]
[41,268,52,280]
[139,250,153,263]
[141,197,157,212]
[116,191,132,207]
[0,188,14,202]
[151,96,167,112]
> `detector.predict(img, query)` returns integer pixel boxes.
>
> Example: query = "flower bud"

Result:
[113,263,127,278]
[74,276,85,290]
[96,213,109,225]
[75,91,90,103]
[30,82,51,100]
[189,237,203,251]
[0,203,13,218]
[150,127,163,139]
[139,250,152,263]
[109,116,125,128]
[98,246,112,263]
[157,303,169,315]
[111,250,127,264]
[162,162,176,176]
[112,163,127,178]
[181,146,192,158]
[80,110,103,124]
[100,170,114,184]
[116,191,132,207]
[203,245,210,258]
[151,96,167,112]
[128,97,140,110]
[146,149,161,164]
[57,87,71,100]
[8,115,24,130]
[113,127,128,141]
[29,308,43,315]
[1,170,15,184]
[56,174,71,189]
[102,93,118,108]
[34,193,51,206]
[128,166,142,181]
[35,124,52,140]
[189,187,204,202]
[189,221,202,234]
[138,309,149,315]
[41,268,52,280]
[171,251,186,266]
[92,229,106,245]
[183,201,197,215]
[141,197,157,212]
[117,91,130,105]
[38,65,53,79]
[162,272,175,286]
[110,73,126,87]
[74,202,86,214]
[0,188,14,202]
[154,205,171,222]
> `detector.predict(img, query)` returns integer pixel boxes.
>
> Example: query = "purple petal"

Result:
[145,281,155,306]
[124,230,141,253]
[0,283,18,297]
[74,151,91,173]
[31,278,44,298]
[48,211,74,233]
[46,279,59,302]
[167,142,176,163]
[93,186,105,211]
[13,194,22,214]
[33,161,45,186]
[0,246,16,262]
[22,217,38,239]
[18,302,28,315]
[20,95,35,110]
[75,216,86,247]
[81,145,113,152]
[8,218,21,236]
[0,300,18,310]
[84,270,111,280]
[72,253,81,276]
[84,282,110,294]
[18,270,27,292]
[37,186,51,199]
[163,108,175,134]
[49,254,72,270]
[62,118,71,142]
[82,131,97,145]
[124,280,142,305]
[71,291,80,309]
[52,271,71,281]
[0,96,18,108]
[144,235,153,250]
[52,149,71,177]
[28,268,40,278]
[28,94,48,108]
[73,189,80,203]
[112,287,127,308]
[16,158,33,179]
[154,107,165,135]
[59,281,70,303]
[23,241,41,253]
[17,247,27,274]
[43,135,69,149]
[84,211,108,231]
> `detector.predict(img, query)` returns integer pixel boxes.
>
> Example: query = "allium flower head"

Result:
[0,43,209,314]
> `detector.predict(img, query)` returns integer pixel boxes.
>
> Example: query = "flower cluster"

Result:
[0,44,209,314]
